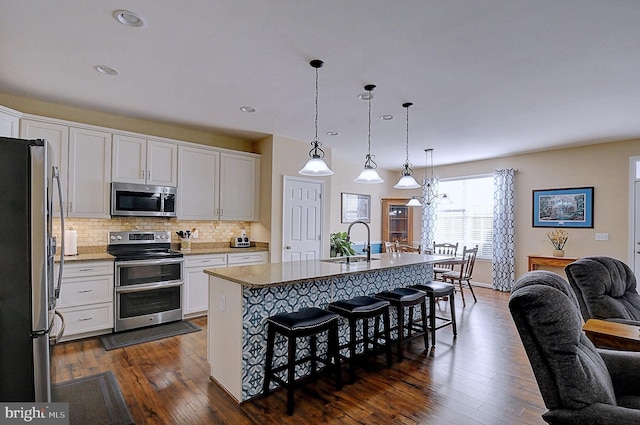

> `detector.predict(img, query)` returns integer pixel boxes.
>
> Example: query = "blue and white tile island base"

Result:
[204,253,450,403]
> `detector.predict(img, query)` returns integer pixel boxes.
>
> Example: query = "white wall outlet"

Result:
[219,295,226,311]
[595,233,609,241]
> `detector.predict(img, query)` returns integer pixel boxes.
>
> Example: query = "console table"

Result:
[527,255,577,271]
[583,319,640,351]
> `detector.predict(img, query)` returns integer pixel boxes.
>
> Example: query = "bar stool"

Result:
[411,281,457,347]
[375,287,428,362]
[263,307,342,415]
[327,295,392,383]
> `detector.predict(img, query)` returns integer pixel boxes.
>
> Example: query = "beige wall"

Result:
[432,139,640,282]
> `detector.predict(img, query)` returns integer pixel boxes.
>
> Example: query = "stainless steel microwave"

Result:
[111,182,177,217]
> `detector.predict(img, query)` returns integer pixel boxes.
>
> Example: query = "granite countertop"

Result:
[204,253,452,288]
[56,243,269,262]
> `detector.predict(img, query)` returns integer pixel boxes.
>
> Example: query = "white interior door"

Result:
[282,176,323,262]
[633,181,640,278]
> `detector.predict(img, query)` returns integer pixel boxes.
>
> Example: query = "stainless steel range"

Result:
[108,231,184,332]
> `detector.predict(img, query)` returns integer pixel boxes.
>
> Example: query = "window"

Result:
[435,175,493,259]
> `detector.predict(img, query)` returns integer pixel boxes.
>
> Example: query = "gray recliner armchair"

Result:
[565,256,640,325]
[509,270,640,424]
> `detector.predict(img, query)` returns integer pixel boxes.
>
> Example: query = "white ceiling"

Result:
[2,0,640,170]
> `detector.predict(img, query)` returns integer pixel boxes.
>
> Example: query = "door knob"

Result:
[285,246,291,249]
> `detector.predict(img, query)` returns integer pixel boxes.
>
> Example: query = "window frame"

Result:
[435,173,494,260]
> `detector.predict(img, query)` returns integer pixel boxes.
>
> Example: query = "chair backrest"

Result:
[509,271,616,411]
[398,244,420,253]
[459,245,478,279]
[433,242,458,256]
[565,256,640,322]
[384,241,397,253]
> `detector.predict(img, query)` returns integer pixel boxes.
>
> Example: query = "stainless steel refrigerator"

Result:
[0,137,65,402]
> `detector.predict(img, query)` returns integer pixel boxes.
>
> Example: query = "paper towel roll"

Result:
[64,229,78,256]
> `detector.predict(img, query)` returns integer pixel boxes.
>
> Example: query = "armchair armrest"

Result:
[598,348,640,397]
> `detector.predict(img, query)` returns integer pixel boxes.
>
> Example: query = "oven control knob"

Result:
[116,236,122,240]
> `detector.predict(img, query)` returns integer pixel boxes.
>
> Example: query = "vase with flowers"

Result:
[546,229,569,257]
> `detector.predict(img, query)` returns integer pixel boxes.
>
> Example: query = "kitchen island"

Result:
[204,252,449,402]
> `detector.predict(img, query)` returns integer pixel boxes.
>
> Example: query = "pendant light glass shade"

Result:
[299,59,334,176]
[354,84,384,184]
[406,197,422,207]
[394,102,420,189]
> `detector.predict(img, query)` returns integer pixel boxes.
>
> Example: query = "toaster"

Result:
[230,236,251,248]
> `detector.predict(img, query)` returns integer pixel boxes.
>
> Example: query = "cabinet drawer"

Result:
[184,254,227,268]
[58,303,113,336]
[61,261,114,278]
[57,275,113,307]
[227,251,267,266]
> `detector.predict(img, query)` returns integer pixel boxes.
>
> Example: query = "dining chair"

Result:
[442,245,478,306]
[384,241,398,253]
[398,244,421,253]
[432,242,459,280]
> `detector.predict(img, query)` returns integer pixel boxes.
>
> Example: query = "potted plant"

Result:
[330,231,356,257]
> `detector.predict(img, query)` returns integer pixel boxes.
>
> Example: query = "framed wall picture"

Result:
[532,186,594,228]
[341,193,371,223]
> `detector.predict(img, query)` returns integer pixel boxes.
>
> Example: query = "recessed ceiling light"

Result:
[95,65,119,76]
[240,106,256,113]
[113,10,147,28]
[380,115,393,120]
[326,131,339,136]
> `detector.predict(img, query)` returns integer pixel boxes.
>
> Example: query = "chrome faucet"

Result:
[346,220,371,263]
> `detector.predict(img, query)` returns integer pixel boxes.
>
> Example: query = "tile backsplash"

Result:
[52,217,252,248]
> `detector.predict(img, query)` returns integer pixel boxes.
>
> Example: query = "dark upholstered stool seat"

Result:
[328,296,392,382]
[375,288,428,362]
[263,307,342,415]
[412,281,457,347]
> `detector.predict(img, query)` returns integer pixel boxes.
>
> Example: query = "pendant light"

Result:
[394,102,420,189]
[354,84,384,184]
[407,148,449,206]
[299,59,334,176]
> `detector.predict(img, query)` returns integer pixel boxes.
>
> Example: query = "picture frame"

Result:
[532,186,594,228]
[341,193,371,223]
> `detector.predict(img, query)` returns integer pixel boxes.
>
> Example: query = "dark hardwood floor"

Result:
[51,287,547,424]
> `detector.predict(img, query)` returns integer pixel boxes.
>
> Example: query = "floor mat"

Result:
[101,320,201,350]
[52,371,134,425]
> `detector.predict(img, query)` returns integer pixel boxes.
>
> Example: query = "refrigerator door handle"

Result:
[53,166,65,299]
[50,310,65,344]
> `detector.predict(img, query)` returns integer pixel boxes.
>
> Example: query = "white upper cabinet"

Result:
[178,145,219,220]
[67,127,112,218]
[112,135,178,186]
[20,119,69,216]
[0,105,21,137]
[178,147,259,221]
[219,152,259,221]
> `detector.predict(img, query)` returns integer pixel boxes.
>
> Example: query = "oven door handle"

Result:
[115,258,184,268]
[116,281,184,293]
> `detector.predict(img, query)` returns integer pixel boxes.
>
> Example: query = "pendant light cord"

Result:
[314,65,319,143]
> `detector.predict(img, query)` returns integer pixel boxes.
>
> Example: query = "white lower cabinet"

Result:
[183,254,227,317]
[184,251,268,318]
[227,251,268,267]
[54,261,114,342]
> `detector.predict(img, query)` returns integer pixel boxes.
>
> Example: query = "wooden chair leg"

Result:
[420,298,429,348]
[466,279,477,302]
[348,318,358,383]
[329,325,342,390]
[396,305,404,362]
[449,291,457,336]
[383,309,392,367]
[429,295,436,347]
[310,334,317,375]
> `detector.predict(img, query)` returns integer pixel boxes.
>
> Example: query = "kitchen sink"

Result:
[320,256,379,264]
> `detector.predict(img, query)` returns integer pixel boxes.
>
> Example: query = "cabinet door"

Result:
[20,119,69,215]
[178,145,219,219]
[147,140,178,186]
[219,153,259,221]
[111,134,146,183]
[0,105,20,137]
[381,198,413,248]
[68,127,112,218]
